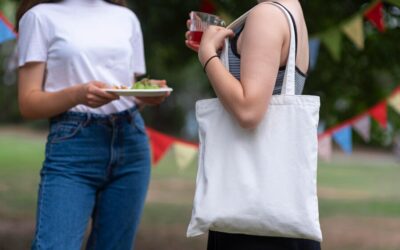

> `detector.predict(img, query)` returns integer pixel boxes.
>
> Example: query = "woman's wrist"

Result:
[198,46,217,66]
[69,84,85,106]
[202,55,219,73]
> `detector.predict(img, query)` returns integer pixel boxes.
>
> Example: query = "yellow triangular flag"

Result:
[388,91,400,114]
[173,143,198,170]
[320,29,342,61]
[341,15,364,50]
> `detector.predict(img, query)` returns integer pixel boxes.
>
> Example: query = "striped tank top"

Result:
[228,3,307,95]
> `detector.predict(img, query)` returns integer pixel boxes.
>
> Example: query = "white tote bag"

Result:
[187,3,322,242]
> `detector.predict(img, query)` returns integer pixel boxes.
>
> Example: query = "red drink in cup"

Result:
[189,11,225,46]
[189,31,204,45]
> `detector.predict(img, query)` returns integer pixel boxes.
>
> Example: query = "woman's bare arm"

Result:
[18,62,118,119]
[198,5,286,129]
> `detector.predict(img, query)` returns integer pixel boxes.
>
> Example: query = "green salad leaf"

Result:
[132,78,160,89]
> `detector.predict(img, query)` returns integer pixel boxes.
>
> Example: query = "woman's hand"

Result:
[77,81,119,108]
[198,26,234,66]
[134,79,169,107]
[135,95,168,106]
[185,20,200,52]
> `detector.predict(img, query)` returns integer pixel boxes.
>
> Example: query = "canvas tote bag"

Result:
[187,2,322,241]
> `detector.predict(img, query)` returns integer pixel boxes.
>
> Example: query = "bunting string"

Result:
[146,86,400,168]
[318,86,400,160]
[2,4,400,167]
[0,11,16,43]
[309,0,399,64]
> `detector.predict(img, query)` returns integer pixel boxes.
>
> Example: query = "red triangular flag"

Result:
[146,128,175,165]
[369,101,387,129]
[200,0,216,13]
[364,1,385,32]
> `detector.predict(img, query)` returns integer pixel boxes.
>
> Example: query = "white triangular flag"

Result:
[173,143,198,170]
[353,115,371,142]
[318,135,332,161]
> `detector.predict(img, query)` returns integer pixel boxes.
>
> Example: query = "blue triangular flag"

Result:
[333,126,352,154]
[317,121,325,135]
[309,38,320,70]
[0,14,16,44]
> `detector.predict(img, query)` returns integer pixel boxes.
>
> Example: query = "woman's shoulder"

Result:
[244,2,288,36]
[106,4,141,23]
[19,3,61,25]
[19,5,49,27]
[248,2,288,22]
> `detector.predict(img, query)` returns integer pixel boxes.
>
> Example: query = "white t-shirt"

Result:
[17,0,146,114]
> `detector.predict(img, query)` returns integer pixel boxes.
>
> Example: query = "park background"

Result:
[1,0,400,249]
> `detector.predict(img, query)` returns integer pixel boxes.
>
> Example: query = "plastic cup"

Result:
[189,11,225,46]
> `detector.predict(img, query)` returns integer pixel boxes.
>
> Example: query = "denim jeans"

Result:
[31,108,151,250]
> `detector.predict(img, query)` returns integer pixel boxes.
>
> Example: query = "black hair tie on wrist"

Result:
[203,55,219,73]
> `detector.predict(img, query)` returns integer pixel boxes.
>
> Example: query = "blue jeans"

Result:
[32,108,151,250]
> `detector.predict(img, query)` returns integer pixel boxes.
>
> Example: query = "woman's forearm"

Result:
[19,85,81,119]
[204,58,264,129]
[205,57,244,106]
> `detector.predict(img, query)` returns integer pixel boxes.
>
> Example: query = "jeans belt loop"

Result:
[127,108,137,123]
[83,112,91,127]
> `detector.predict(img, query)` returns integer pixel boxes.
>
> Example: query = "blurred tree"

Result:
[0,0,18,123]
[129,0,400,144]
[0,0,399,144]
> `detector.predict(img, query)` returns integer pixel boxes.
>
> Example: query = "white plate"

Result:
[104,88,173,97]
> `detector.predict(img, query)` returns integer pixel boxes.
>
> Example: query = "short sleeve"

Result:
[131,15,146,75]
[17,11,49,67]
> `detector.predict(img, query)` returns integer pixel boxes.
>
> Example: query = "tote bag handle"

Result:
[269,2,297,96]
[222,2,298,96]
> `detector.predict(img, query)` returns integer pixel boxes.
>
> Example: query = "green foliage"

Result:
[127,0,400,145]
[1,0,400,144]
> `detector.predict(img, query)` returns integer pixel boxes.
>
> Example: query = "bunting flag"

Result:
[318,135,332,161]
[172,143,198,170]
[146,85,398,165]
[309,38,321,70]
[333,126,353,154]
[0,12,16,44]
[308,0,400,64]
[364,1,386,32]
[369,101,388,129]
[353,115,371,142]
[341,15,365,49]
[317,121,326,135]
[146,128,175,164]
[200,0,216,13]
[320,29,342,61]
[388,88,400,114]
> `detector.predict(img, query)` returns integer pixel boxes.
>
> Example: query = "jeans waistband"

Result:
[50,107,139,125]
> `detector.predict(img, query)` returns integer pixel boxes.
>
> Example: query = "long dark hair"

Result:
[15,0,127,31]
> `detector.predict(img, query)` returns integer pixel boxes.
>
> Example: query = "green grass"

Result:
[319,199,400,217]
[0,134,45,170]
[152,149,198,180]
[1,132,400,219]
[0,134,44,218]
[318,163,400,198]
[1,129,400,249]
[141,203,193,225]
